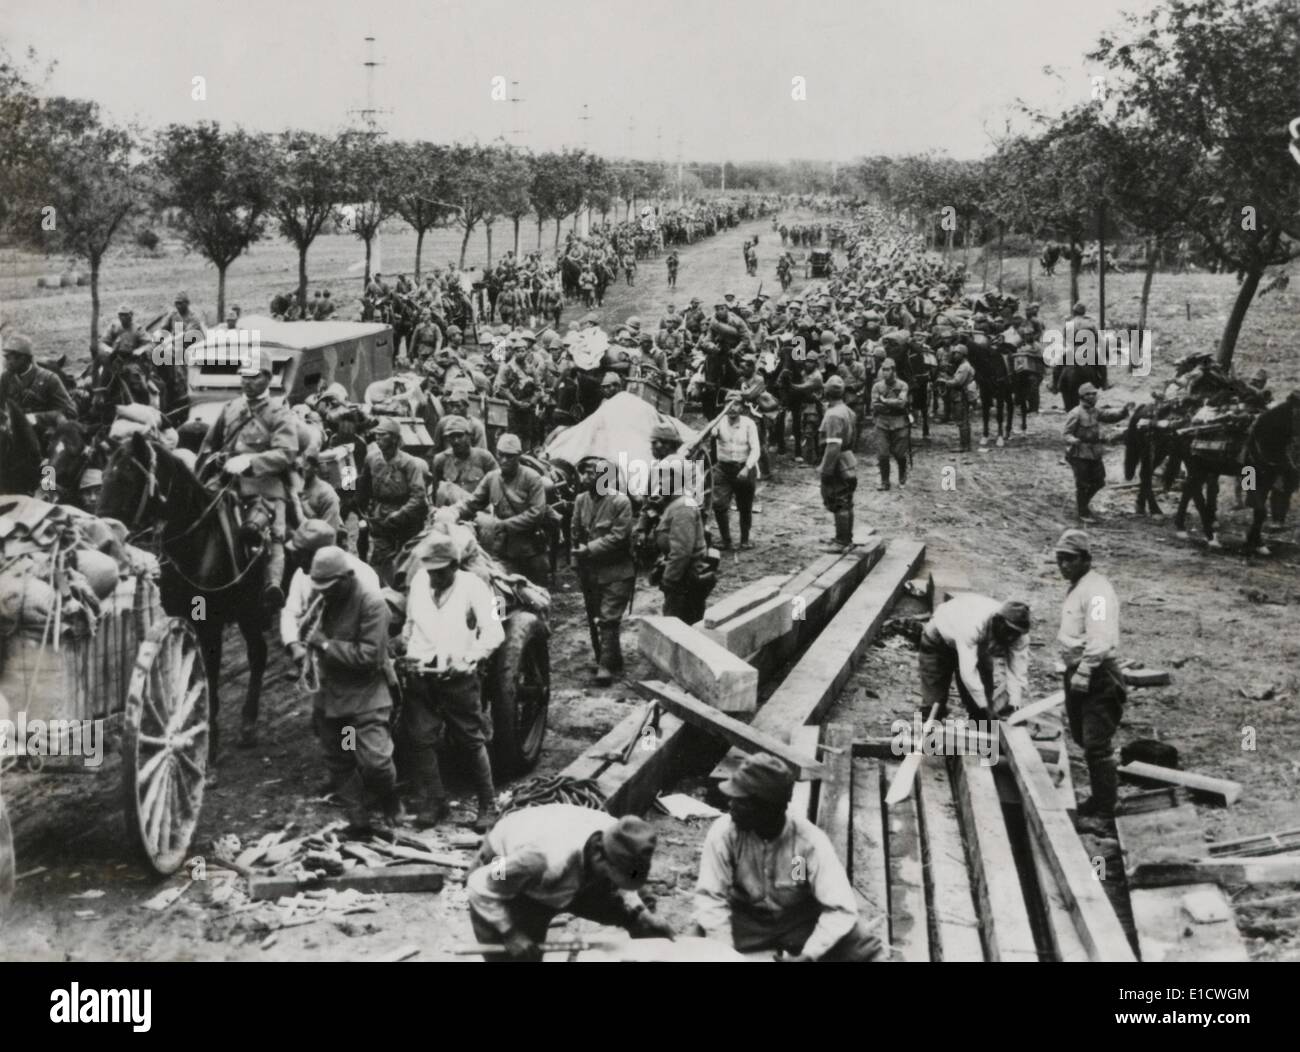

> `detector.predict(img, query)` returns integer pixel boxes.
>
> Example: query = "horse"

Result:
[967,337,1014,444]
[1172,399,1299,554]
[0,402,44,495]
[98,431,271,764]
[0,403,92,501]
[1040,243,1061,276]
[560,257,582,302]
[1056,362,1108,412]
[1123,402,1187,516]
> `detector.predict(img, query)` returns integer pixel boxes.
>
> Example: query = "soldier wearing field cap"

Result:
[459,432,549,585]
[918,594,1031,720]
[1064,383,1133,524]
[694,753,883,962]
[77,468,103,512]
[357,416,428,587]
[1054,528,1126,833]
[197,352,298,614]
[430,416,499,500]
[397,533,504,831]
[572,454,635,685]
[600,371,623,400]
[818,374,858,552]
[871,357,910,490]
[302,544,399,832]
[1,333,78,426]
[432,386,488,451]
[467,805,672,961]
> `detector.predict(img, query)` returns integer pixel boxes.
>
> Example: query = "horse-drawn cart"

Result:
[0,499,210,922]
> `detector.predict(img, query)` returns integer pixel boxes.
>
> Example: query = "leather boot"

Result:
[877,457,891,490]
[409,753,450,828]
[338,771,371,833]
[1085,753,1119,818]
[471,746,498,834]
[715,508,733,550]
[596,622,622,684]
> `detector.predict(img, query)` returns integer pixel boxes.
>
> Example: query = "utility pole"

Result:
[676,134,684,207]
[509,80,526,146]
[349,36,390,134]
[720,162,725,192]
[579,103,590,150]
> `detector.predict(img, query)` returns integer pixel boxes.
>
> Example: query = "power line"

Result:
[348,35,391,133]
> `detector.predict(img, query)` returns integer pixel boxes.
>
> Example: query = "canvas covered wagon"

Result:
[0,496,211,922]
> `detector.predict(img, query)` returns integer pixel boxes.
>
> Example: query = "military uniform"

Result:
[464,464,549,584]
[308,559,398,825]
[818,399,858,547]
[0,359,78,425]
[358,445,429,586]
[655,494,711,624]
[430,446,498,500]
[572,484,636,681]
[1064,400,1128,519]
[198,393,299,601]
[871,376,910,487]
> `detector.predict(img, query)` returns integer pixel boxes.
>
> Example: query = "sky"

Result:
[1,0,1161,163]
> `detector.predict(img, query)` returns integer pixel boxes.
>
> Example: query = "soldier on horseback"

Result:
[0,334,79,434]
[197,354,299,609]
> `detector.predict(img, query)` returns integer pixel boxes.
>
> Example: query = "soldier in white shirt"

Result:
[711,395,762,550]
[397,533,504,831]
[919,594,1031,719]
[1054,529,1126,832]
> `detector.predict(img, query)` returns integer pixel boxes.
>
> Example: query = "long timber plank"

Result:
[816,725,854,868]
[789,726,821,821]
[951,755,1039,962]
[887,776,930,962]
[558,546,879,818]
[851,757,890,927]
[711,539,923,781]
[998,723,1135,961]
[1029,835,1089,962]
[917,757,984,961]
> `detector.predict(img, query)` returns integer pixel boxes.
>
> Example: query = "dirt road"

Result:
[4,217,1299,961]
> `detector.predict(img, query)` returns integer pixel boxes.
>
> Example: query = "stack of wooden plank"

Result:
[560,542,885,815]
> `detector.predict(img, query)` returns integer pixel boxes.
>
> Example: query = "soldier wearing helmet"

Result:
[356,417,429,586]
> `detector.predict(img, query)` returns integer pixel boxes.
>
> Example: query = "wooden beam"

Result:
[702,594,793,657]
[998,737,1136,960]
[1114,802,1247,961]
[1209,826,1300,858]
[560,546,880,818]
[596,712,691,817]
[1000,725,1069,813]
[816,724,854,868]
[633,680,824,778]
[700,576,785,627]
[249,865,445,900]
[916,757,984,961]
[789,726,821,820]
[851,757,890,927]
[1005,691,1066,726]
[886,779,930,962]
[712,540,924,781]
[950,755,1038,962]
[1028,835,1089,962]
[1118,761,1243,806]
[1129,856,1300,888]
[637,615,758,714]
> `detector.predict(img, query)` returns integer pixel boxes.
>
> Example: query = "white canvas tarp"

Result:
[543,392,698,497]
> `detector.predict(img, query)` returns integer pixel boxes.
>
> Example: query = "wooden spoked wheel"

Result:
[0,785,14,923]
[122,618,209,876]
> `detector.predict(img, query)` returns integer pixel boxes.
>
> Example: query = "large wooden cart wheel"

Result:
[122,618,209,876]
[489,611,550,777]
[0,785,14,924]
